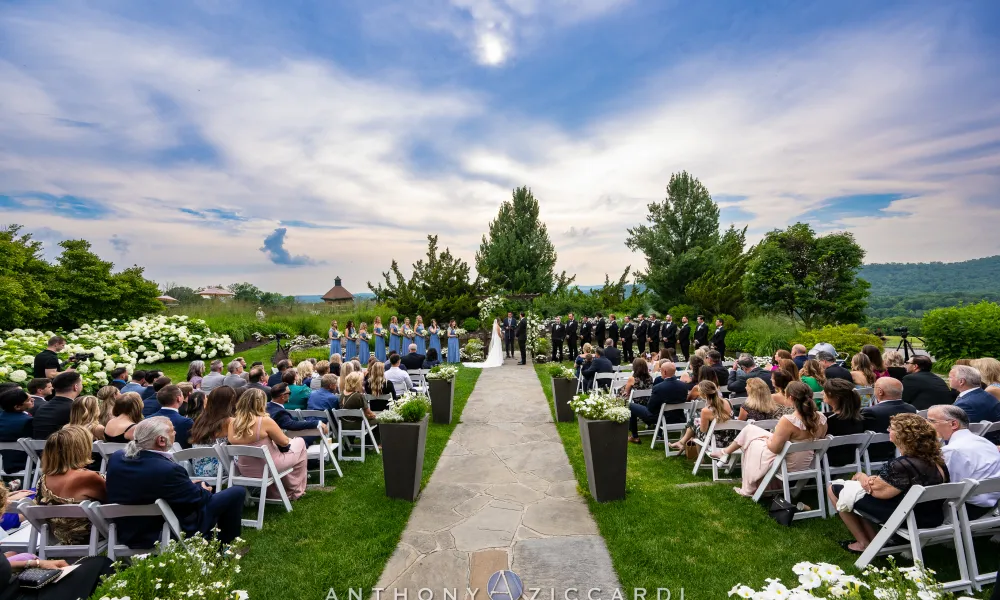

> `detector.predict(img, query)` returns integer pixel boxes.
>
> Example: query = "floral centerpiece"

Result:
[377,392,432,501]
[549,364,575,379]
[571,389,629,502]
[92,533,248,600]
[426,364,459,381]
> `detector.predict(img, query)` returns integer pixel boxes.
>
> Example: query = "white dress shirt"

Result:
[943,429,1000,507]
[385,366,413,395]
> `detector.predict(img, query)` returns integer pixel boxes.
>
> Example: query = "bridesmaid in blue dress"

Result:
[447,319,460,364]
[358,322,371,364]
[414,316,427,355]
[328,320,341,359]
[373,316,387,362]
[344,320,357,361]
[402,318,414,353]
[389,316,400,354]
[428,319,442,356]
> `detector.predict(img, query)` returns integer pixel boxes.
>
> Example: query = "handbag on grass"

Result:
[684,441,699,461]
[768,496,798,526]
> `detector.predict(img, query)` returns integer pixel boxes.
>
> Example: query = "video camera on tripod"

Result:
[892,326,923,362]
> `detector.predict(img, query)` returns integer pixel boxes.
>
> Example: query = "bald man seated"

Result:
[862,377,916,462]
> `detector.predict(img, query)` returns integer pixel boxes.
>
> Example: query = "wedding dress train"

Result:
[462,319,505,369]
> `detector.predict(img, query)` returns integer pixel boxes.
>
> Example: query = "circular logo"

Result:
[486,570,523,600]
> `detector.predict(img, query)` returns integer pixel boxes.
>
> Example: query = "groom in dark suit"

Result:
[565,313,578,359]
[550,316,565,362]
[693,315,709,349]
[678,316,691,361]
[516,313,528,365]
[502,312,516,358]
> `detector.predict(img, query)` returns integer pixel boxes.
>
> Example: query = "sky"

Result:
[2,0,999,295]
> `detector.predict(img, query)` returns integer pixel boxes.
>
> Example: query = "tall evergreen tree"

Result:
[0,225,52,330]
[476,186,574,293]
[684,226,752,316]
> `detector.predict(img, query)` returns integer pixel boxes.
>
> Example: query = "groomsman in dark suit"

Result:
[647,314,660,354]
[678,316,691,361]
[608,314,619,348]
[635,314,647,356]
[502,312,516,358]
[693,315,709,349]
[594,314,606,348]
[550,316,565,362]
[580,316,593,347]
[565,313,579,359]
[621,316,635,362]
[662,314,677,355]
[516,312,528,364]
[711,318,727,358]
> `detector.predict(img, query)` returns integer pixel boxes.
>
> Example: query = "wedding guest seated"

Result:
[310,361,331,390]
[187,360,205,390]
[928,404,1000,519]
[669,381,734,452]
[791,344,809,369]
[140,371,163,401]
[628,361,687,443]
[96,385,119,426]
[712,381,828,497]
[972,357,1000,401]
[818,351,853,383]
[308,374,340,412]
[341,372,379,441]
[119,370,146,395]
[68,395,105,441]
[822,379,866,466]
[659,348,678,364]
[385,354,413,397]
[727,355,773,397]
[678,356,704,389]
[37,426,107,545]
[141,376,172,417]
[33,371,80,440]
[222,361,247,391]
[107,417,246,547]
[900,356,951,410]
[951,365,1000,423]
[687,366,719,401]
[800,359,826,393]
[863,377,916,462]
[266,383,326,435]
[401,344,425,371]
[282,370,311,411]
[110,367,130,391]
[850,353,878,387]
[882,350,908,381]
[738,378,793,422]
[575,344,594,378]
[771,369,795,409]
[619,358,653,400]
[26,377,51,415]
[184,390,206,422]
[149,384,193,448]
[246,366,272,402]
[338,363,354,399]
[771,349,792,371]
[0,481,33,531]
[104,392,143,442]
[777,358,800,381]
[200,360,226,394]
[828,413,948,554]
[422,348,441,369]
[229,389,308,501]
[267,360,291,387]
[582,348,614,390]
[861,344,889,379]
[706,351,729,386]
[365,362,395,399]
[0,553,115,599]
[189,386,236,480]
[604,339,622,367]
[0,387,33,473]
[296,361,315,389]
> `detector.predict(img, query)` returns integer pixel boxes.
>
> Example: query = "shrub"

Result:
[463,338,484,361]
[667,304,698,320]
[548,364,574,378]
[923,301,1000,362]
[792,324,883,358]
[462,317,481,332]
[397,395,430,422]
[725,315,796,356]
[713,313,738,331]
[533,337,551,362]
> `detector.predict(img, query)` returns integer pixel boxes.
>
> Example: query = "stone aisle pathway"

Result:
[375,357,620,596]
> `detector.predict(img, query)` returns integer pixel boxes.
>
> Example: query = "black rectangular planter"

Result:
[427,379,455,424]
[380,416,429,501]
[550,377,577,422]
[577,416,628,502]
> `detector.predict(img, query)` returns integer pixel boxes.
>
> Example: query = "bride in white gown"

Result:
[462,318,505,369]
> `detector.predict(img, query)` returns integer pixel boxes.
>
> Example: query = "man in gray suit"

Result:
[222,360,247,390]
[200,360,226,394]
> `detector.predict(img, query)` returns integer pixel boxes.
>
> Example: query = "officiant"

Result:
[503,312,516,359]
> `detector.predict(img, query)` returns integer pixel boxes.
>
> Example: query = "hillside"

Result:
[861,255,1000,296]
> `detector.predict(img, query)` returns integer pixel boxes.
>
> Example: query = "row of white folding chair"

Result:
[957,477,1000,591]
[856,386,875,408]
[650,400,702,455]
[690,417,779,479]
[0,441,33,489]
[223,444,294,529]
[409,369,428,393]
[288,410,343,485]
[332,409,380,463]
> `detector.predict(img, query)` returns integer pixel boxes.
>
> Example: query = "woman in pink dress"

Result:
[228,388,308,501]
[711,381,828,497]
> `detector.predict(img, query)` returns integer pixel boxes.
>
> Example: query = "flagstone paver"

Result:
[375,358,620,597]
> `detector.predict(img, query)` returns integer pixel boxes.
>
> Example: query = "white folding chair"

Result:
[854,481,973,593]
[288,410,343,486]
[18,501,106,559]
[0,441,32,490]
[749,419,779,431]
[18,439,46,488]
[863,432,899,475]
[969,421,991,436]
[675,362,689,372]
[979,421,1000,438]
[718,385,730,397]
[90,500,185,561]
[692,419,750,479]
[332,410,379,462]
[221,445,293,529]
[409,369,428,394]
[856,386,875,408]
[957,477,1000,591]
[95,441,130,476]
[592,373,615,391]
[916,409,929,418]
[629,388,652,404]
[650,401,697,455]
[751,436,832,520]
[728,397,746,416]
[611,373,630,394]
[821,432,874,515]
[365,394,392,412]
[171,445,228,490]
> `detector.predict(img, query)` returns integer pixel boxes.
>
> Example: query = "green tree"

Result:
[114,265,164,319]
[228,282,263,303]
[47,239,120,327]
[744,223,869,328]
[163,285,202,304]
[369,235,479,323]
[626,171,720,310]
[684,226,753,316]
[0,225,52,329]
[476,186,574,293]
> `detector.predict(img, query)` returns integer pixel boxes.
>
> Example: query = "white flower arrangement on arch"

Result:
[477,294,505,324]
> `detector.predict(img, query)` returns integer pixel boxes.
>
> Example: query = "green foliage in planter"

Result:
[462,317,481,332]
[397,396,430,422]
[724,315,797,356]
[923,301,1000,362]
[548,364,575,378]
[792,324,883,358]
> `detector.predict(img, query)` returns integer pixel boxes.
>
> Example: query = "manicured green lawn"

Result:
[533,363,994,598]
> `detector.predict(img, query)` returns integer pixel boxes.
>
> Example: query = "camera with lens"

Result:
[274,332,288,340]
[68,352,94,364]
[894,326,908,337]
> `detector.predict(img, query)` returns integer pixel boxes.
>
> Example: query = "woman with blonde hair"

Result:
[972,357,1000,400]
[365,361,393,398]
[37,426,107,544]
[339,362,355,399]
[882,350,907,381]
[574,343,594,378]
[739,378,792,421]
[228,388,308,501]
[800,359,826,393]
[669,381,735,451]
[850,353,877,386]
[95,385,120,425]
[104,392,144,442]
[68,395,105,441]
[296,361,315,387]
[341,371,378,433]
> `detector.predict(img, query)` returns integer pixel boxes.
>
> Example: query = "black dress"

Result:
[836,456,949,527]
[824,413,867,466]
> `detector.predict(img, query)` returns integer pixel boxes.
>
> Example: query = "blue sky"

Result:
[2,0,999,294]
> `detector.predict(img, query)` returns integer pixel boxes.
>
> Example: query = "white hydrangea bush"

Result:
[0,316,235,391]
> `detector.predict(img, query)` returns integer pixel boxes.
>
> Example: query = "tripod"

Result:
[895,334,922,362]
[272,335,290,365]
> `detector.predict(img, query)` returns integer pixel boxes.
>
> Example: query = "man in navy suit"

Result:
[952,365,1000,423]
[581,348,614,390]
[862,377,916,461]
[267,383,328,435]
[148,385,194,448]
[503,312,517,359]
[628,362,688,443]
[106,417,245,549]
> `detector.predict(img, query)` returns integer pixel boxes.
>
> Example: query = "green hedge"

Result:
[792,324,883,358]
[725,315,797,356]
[923,301,1000,362]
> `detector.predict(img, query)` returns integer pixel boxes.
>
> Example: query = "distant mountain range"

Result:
[861,255,1000,296]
